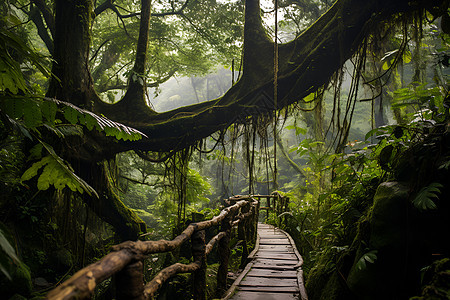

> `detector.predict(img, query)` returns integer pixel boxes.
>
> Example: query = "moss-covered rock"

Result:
[49,248,73,273]
[347,181,409,299]
[306,247,356,300]
[410,258,450,300]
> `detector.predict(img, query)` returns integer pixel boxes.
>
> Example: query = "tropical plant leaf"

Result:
[23,100,42,128]
[286,125,307,136]
[402,50,412,64]
[49,98,146,141]
[39,140,99,197]
[21,156,52,181]
[438,158,450,170]
[356,250,378,271]
[381,49,399,61]
[41,100,57,125]
[21,140,99,198]
[0,229,18,263]
[0,27,51,78]
[412,182,442,211]
[0,228,19,280]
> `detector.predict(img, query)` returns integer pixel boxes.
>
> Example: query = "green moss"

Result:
[411,258,450,300]
[0,261,32,298]
[305,248,354,300]
[306,250,334,293]
[347,182,410,299]
[131,209,158,228]
[369,182,409,249]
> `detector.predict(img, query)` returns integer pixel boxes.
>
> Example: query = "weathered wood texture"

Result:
[46,195,293,300]
[47,196,259,300]
[224,223,308,300]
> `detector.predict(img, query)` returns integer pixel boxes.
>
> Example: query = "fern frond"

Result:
[46,97,147,141]
[21,140,99,198]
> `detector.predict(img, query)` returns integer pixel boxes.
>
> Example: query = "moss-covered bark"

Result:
[47,0,96,108]
[79,161,147,241]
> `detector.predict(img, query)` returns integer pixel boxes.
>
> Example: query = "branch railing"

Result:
[256,192,290,227]
[45,194,288,299]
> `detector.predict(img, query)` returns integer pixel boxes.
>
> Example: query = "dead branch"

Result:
[205,232,227,255]
[144,261,201,298]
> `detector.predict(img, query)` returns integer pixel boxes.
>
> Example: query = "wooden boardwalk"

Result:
[223,223,308,300]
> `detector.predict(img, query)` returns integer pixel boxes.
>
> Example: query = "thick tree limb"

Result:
[47,0,447,156]
[91,0,446,154]
[49,0,443,157]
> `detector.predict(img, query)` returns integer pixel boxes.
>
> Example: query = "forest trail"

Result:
[224,223,308,300]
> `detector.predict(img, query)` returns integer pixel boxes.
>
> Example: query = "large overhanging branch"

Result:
[94,0,445,153]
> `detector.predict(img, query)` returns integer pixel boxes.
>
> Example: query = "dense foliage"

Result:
[0,0,449,299]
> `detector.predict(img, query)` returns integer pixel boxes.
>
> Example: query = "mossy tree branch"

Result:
[48,0,447,155]
[91,0,447,153]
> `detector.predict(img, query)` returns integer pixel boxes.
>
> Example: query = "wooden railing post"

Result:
[46,197,254,300]
[238,201,249,269]
[116,261,145,300]
[191,229,206,300]
[250,198,259,241]
[283,196,290,227]
[276,194,281,227]
[216,205,233,297]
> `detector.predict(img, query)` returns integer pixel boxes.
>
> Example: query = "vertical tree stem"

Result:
[192,230,206,300]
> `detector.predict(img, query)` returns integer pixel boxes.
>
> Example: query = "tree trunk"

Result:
[47,0,96,108]
[46,0,146,241]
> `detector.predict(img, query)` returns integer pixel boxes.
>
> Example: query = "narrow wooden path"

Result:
[223,223,308,300]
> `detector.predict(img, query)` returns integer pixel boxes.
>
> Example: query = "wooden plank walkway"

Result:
[223,223,308,300]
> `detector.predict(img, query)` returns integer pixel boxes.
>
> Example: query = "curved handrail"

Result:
[46,195,268,299]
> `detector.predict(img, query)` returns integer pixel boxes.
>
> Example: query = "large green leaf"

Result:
[21,141,99,198]
[356,250,378,271]
[412,182,443,211]
[54,98,146,141]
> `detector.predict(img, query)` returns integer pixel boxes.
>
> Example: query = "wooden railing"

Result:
[46,194,288,299]
[258,192,290,227]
